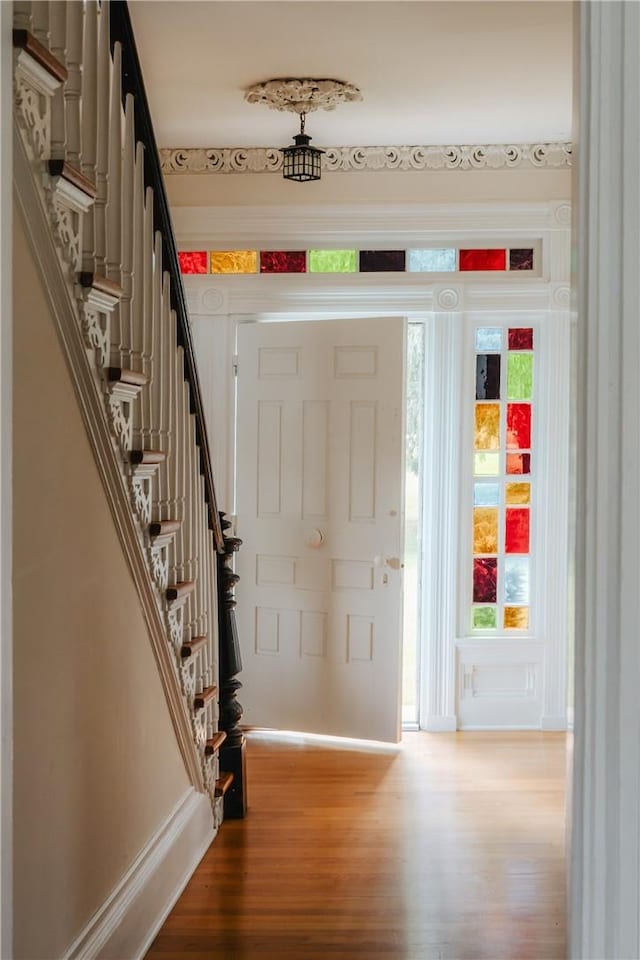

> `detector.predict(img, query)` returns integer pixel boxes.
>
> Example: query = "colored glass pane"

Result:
[475,403,500,450]
[474,453,500,476]
[506,482,530,504]
[504,606,529,629]
[507,353,533,400]
[476,327,503,351]
[476,354,501,400]
[260,251,306,273]
[508,327,534,350]
[178,251,207,274]
[474,558,498,603]
[473,606,497,629]
[505,507,530,553]
[474,507,498,554]
[359,250,406,272]
[210,250,257,274]
[460,249,506,271]
[504,557,529,603]
[308,250,357,273]
[506,453,531,475]
[507,403,531,449]
[408,248,456,272]
[509,248,534,271]
[474,482,500,506]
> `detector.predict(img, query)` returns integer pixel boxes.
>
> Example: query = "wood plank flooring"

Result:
[146,731,567,960]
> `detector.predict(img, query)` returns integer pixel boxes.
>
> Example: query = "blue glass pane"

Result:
[504,556,530,603]
[476,327,503,352]
[474,482,500,506]
[408,249,456,272]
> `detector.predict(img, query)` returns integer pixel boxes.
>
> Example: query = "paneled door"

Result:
[235,317,405,742]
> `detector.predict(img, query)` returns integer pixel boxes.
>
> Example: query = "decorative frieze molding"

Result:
[161,141,572,176]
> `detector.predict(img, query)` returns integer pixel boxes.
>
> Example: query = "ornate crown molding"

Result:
[244,77,362,114]
[160,141,572,175]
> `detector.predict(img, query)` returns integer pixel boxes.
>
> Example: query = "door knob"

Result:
[384,556,403,570]
[307,528,325,548]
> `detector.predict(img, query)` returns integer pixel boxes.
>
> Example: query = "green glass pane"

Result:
[507,353,533,400]
[309,250,357,273]
[473,606,497,629]
[474,452,500,476]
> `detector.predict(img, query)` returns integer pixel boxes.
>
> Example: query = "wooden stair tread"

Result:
[149,519,181,539]
[215,772,234,798]
[130,449,166,465]
[107,367,148,387]
[194,686,217,710]
[166,580,196,602]
[180,636,207,659]
[78,273,123,299]
[48,159,97,199]
[13,29,68,82]
[205,731,227,756]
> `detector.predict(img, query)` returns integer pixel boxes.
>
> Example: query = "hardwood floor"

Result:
[146,731,568,960]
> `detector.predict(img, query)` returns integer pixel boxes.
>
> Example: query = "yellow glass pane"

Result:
[474,403,500,450]
[506,482,531,505]
[504,606,529,629]
[473,507,498,554]
[474,453,500,476]
[210,250,257,274]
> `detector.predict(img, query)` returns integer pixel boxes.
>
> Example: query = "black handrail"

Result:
[109,0,223,551]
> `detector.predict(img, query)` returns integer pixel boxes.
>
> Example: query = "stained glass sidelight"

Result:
[308,250,357,273]
[210,250,258,274]
[471,324,534,631]
[178,251,207,274]
[460,249,507,271]
[260,251,306,273]
[408,248,456,272]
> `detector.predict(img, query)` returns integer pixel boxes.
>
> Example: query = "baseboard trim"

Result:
[64,788,215,960]
[541,715,568,731]
[424,715,458,732]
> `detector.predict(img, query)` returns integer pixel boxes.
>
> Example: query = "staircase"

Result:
[12,0,236,824]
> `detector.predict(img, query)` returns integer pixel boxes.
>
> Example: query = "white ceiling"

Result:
[130,1,573,150]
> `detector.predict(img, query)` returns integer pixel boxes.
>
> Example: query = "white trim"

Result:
[64,788,214,960]
[424,716,457,733]
[13,126,205,792]
[0,6,12,957]
[541,716,568,732]
[161,142,572,176]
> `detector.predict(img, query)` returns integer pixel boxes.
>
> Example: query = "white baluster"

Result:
[129,141,145,371]
[31,1,50,47]
[106,44,123,285]
[49,2,67,160]
[81,0,98,271]
[13,2,33,32]
[94,0,110,274]
[64,1,84,166]
[114,99,134,367]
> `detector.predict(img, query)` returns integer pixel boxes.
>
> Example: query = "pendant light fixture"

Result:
[244,78,363,184]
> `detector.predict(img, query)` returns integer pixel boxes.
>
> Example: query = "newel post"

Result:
[217,512,247,818]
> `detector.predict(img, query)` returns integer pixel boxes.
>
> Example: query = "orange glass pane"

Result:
[210,250,258,274]
[504,606,529,629]
[506,482,531,505]
[474,404,500,450]
[473,507,498,554]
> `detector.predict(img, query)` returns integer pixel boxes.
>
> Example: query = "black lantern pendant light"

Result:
[282,113,325,182]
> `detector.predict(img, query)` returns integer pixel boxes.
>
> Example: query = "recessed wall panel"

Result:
[255,607,280,655]
[303,401,328,518]
[258,348,300,378]
[257,402,282,516]
[347,615,374,662]
[301,612,327,658]
[349,401,377,521]
[334,346,378,379]
[332,560,374,591]
[256,555,296,586]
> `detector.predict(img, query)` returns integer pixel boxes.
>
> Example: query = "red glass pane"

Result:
[178,251,207,274]
[459,249,506,271]
[505,508,530,553]
[473,557,498,603]
[506,453,531,475]
[260,251,307,273]
[508,327,534,350]
[507,403,531,449]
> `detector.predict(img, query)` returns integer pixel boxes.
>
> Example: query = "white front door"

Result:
[235,316,405,742]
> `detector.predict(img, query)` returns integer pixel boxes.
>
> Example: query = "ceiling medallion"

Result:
[244,78,363,115]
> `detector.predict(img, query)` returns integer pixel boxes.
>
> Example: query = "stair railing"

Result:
[12,0,234,818]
